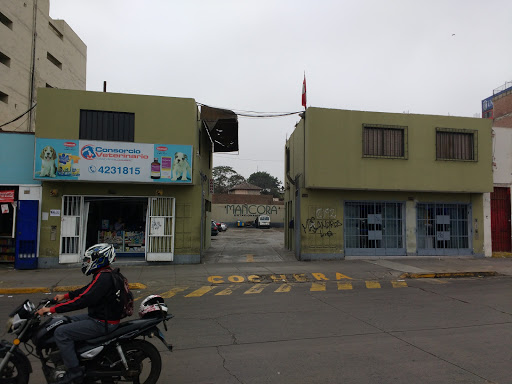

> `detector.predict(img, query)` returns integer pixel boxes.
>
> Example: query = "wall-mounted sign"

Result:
[34,138,193,184]
[0,190,14,203]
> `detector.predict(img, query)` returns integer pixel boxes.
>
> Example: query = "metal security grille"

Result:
[417,203,470,255]
[79,110,135,142]
[147,197,175,261]
[363,124,406,158]
[60,196,83,263]
[436,129,476,161]
[344,201,405,256]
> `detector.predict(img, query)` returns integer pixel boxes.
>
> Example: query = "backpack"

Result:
[109,268,134,318]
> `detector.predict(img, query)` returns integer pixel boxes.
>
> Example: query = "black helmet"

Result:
[81,243,115,275]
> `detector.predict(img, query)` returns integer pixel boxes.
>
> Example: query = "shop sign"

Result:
[0,190,15,203]
[34,138,193,184]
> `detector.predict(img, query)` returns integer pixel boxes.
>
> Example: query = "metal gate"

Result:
[59,196,83,263]
[146,197,175,261]
[490,187,511,252]
[417,203,471,255]
[344,201,405,256]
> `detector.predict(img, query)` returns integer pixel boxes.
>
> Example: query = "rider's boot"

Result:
[55,366,85,384]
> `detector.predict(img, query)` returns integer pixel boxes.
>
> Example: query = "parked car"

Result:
[211,221,219,236]
[255,215,271,228]
[213,221,228,232]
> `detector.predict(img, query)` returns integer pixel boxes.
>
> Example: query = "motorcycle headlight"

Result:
[6,317,13,333]
[7,314,26,335]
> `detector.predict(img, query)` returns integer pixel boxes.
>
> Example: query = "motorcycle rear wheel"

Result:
[0,352,30,384]
[120,339,162,384]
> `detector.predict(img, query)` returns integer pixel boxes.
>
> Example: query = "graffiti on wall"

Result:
[302,207,342,238]
[225,204,279,217]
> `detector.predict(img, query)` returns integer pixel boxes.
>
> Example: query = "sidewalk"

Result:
[0,256,511,294]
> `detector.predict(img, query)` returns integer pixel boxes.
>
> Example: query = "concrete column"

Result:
[406,200,417,255]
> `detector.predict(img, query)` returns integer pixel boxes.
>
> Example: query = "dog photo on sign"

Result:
[171,152,191,181]
[36,146,57,177]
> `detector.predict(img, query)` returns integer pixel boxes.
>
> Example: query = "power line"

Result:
[197,102,302,118]
[0,104,37,129]
[214,154,283,163]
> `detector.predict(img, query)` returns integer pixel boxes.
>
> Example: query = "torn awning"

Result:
[201,105,239,153]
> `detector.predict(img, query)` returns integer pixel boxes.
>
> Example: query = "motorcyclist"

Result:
[36,243,123,384]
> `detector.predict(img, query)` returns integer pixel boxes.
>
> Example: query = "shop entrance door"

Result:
[146,197,175,261]
[344,201,405,256]
[60,196,83,263]
[15,200,38,269]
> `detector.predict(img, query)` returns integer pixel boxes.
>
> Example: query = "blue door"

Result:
[15,200,38,269]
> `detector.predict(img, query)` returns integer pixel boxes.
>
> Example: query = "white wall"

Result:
[493,127,512,185]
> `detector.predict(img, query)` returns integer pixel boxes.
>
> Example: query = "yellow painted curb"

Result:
[0,287,50,294]
[492,252,512,258]
[0,283,147,295]
[54,283,146,292]
[400,271,498,279]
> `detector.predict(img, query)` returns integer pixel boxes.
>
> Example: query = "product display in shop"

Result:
[0,238,15,262]
[97,231,145,253]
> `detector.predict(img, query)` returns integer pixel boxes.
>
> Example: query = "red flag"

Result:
[301,74,307,108]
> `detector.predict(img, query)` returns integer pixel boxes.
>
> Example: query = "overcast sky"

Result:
[50,0,512,183]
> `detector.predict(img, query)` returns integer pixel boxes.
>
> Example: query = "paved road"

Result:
[1,274,510,383]
[204,227,295,263]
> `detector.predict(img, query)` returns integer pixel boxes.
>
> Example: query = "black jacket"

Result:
[51,266,121,322]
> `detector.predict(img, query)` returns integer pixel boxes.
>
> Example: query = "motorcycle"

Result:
[0,298,173,383]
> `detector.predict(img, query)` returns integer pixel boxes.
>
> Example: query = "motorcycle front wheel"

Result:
[120,339,162,384]
[0,351,30,384]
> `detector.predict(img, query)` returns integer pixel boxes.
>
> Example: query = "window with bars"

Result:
[436,128,476,161]
[80,110,135,142]
[363,124,407,158]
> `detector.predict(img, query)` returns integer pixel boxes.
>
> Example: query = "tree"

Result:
[212,166,246,194]
[247,171,283,198]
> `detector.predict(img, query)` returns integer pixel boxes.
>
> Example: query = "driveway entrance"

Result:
[203,227,295,263]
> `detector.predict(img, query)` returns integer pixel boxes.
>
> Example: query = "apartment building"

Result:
[0,0,86,132]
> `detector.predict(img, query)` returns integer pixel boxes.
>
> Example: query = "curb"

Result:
[399,271,498,279]
[0,283,146,295]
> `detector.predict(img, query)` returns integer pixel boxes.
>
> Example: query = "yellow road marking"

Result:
[53,282,146,292]
[185,286,216,297]
[248,275,261,283]
[271,274,287,282]
[293,274,307,282]
[336,273,353,280]
[391,280,408,288]
[366,281,381,289]
[244,284,266,294]
[0,287,50,294]
[246,254,254,262]
[216,285,241,296]
[337,282,353,290]
[159,287,189,298]
[312,273,329,281]
[310,282,326,291]
[275,284,292,293]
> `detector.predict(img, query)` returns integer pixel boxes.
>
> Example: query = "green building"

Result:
[285,107,493,259]
[35,88,237,267]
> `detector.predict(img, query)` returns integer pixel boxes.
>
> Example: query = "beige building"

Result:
[228,182,262,195]
[0,0,86,132]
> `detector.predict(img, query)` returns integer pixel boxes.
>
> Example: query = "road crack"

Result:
[216,346,244,383]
